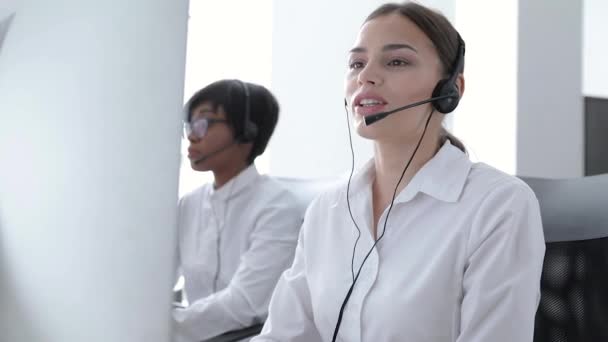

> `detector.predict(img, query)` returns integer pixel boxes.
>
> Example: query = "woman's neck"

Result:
[213,161,249,189]
[370,132,440,237]
[373,133,440,195]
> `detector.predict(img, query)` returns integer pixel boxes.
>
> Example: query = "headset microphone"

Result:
[192,140,237,164]
[363,94,453,126]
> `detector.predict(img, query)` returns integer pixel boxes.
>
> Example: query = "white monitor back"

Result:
[0,14,14,49]
[0,1,188,341]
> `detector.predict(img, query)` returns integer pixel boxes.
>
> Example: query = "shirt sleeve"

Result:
[173,196,301,342]
[251,203,324,342]
[457,181,546,342]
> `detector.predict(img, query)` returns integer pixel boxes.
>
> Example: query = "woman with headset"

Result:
[174,79,301,342]
[253,2,545,341]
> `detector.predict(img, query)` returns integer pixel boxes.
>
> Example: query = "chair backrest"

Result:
[520,173,608,342]
[275,176,342,221]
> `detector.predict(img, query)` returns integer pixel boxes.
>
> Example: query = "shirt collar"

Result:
[348,140,471,203]
[398,140,471,203]
[348,158,375,198]
[208,164,260,201]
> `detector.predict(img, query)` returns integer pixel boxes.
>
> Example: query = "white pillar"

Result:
[517,0,584,178]
[0,1,188,342]
[583,0,608,97]
[455,0,583,178]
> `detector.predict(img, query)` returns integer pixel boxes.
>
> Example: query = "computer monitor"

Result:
[0,2,187,341]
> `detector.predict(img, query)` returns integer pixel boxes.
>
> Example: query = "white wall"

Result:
[269,0,374,179]
[453,0,518,174]
[0,1,188,341]
[583,0,608,97]
[517,0,584,178]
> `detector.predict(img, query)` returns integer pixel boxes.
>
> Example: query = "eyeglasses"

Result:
[183,117,228,139]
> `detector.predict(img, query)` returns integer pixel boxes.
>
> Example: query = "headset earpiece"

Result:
[431,79,460,114]
[237,80,258,143]
[431,35,465,114]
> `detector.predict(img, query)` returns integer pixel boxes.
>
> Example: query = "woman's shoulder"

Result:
[465,162,537,204]
[256,175,305,201]
[175,185,211,225]
[177,183,213,210]
[463,163,544,251]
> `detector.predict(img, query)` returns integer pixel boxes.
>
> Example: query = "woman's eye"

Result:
[388,59,409,67]
[349,61,364,69]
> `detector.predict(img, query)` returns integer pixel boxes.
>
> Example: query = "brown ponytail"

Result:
[440,127,466,153]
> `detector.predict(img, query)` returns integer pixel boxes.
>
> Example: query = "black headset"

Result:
[430,34,465,114]
[236,80,259,143]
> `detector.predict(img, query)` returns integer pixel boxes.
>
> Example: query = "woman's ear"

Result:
[456,74,465,97]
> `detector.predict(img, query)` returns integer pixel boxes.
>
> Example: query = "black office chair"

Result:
[520,173,608,342]
[201,324,265,342]
[172,287,263,342]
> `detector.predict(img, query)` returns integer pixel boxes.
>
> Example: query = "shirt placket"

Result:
[343,210,380,341]
[209,198,224,291]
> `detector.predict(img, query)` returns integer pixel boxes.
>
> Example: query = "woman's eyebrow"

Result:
[349,43,418,54]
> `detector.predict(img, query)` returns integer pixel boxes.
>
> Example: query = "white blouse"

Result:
[253,141,545,342]
[174,165,302,342]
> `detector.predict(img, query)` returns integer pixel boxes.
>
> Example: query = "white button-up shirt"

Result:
[174,165,301,342]
[253,141,545,342]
